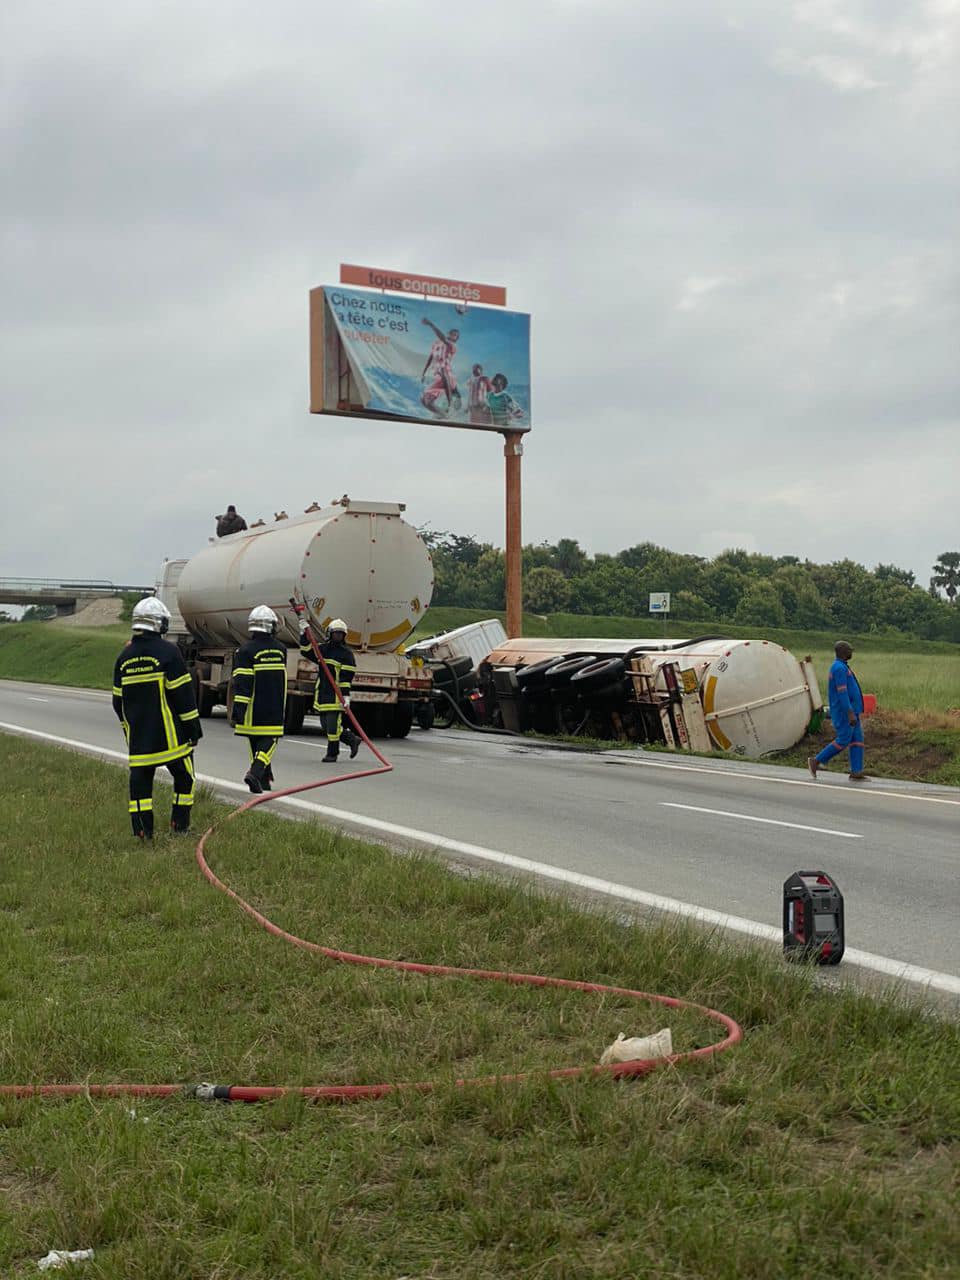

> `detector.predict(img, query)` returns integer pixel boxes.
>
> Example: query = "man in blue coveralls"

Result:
[808,641,868,782]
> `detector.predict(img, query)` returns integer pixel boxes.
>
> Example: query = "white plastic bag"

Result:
[599,1028,673,1065]
[37,1250,95,1271]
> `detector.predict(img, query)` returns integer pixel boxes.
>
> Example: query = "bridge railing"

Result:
[0,578,152,594]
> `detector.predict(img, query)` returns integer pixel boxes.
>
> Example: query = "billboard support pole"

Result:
[503,431,523,638]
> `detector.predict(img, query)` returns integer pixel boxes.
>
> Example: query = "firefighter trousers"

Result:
[129,752,195,838]
[320,709,359,758]
[245,736,279,787]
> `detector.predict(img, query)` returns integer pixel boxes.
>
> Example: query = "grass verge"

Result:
[1,736,958,1278]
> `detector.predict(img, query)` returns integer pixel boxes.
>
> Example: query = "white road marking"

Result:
[2,718,958,997]
[26,696,49,702]
[604,754,960,807]
[661,801,862,840]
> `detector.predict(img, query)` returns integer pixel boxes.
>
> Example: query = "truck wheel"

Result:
[569,658,627,694]
[515,657,563,691]
[353,704,387,738]
[197,683,218,719]
[416,701,435,730]
[544,656,598,688]
[431,656,473,684]
[283,697,307,735]
[387,703,414,738]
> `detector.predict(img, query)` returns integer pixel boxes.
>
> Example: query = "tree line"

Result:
[421,534,960,642]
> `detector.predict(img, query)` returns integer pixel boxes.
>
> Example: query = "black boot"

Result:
[344,730,360,760]
[322,745,339,763]
[244,770,264,793]
[263,767,274,791]
[170,804,191,835]
[131,810,154,841]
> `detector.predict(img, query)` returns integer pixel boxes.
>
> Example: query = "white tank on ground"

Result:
[646,639,821,756]
[175,499,434,651]
[484,636,822,756]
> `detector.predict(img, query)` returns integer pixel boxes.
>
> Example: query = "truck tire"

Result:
[283,696,307,735]
[353,704,387,738]
[416,701,435,730]
[431,655,473,684]
[387,703,414,738]
[544,656,598,688]
[569,658,627,694]
[196,683,218,719]
[515,656,564,691]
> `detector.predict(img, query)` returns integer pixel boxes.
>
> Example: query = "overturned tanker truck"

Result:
[419,628,824,757]
[156,499,435,738]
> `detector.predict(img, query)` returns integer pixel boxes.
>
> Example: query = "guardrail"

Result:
[0,578,151,593]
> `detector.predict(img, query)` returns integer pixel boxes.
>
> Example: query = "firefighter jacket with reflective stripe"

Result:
[300,637,356,712]
[232,637,288,736]
[112,634,201,766]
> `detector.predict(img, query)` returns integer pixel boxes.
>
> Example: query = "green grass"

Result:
[0,736,958,1278]
[0,624,128,690]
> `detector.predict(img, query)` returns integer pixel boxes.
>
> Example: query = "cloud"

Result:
[1,0,957,589]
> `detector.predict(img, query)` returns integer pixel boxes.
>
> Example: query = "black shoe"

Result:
[244,771,264,793]
[263,769,274,791]
[322,752,338,763]
[347,733,360,760]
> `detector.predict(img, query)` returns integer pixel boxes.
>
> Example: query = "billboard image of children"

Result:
[420,317,462,417]
[467,364,492,426]
[486,373,524,427]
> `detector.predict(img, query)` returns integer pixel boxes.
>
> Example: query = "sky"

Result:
[2,0,958,591]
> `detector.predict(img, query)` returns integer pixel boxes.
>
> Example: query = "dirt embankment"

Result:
[52,597,124,627]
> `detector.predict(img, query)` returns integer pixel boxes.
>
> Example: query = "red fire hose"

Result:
[3,613,742,1103]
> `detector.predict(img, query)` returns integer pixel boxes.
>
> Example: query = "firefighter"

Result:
[112,597,202,840]
[298,615,360,762]
[231,605,287,794]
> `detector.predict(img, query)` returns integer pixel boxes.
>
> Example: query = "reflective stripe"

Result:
[235,724,284,735]
[232,694,251,704]
[112,686,122,696]
[128,743,192,766]
[233,668,255,678]
[158,685,178,752]
[173,793,195,807]
[128,799,153,812]
[180,709,200,721]
[121,672,164,686]
[165,673,191,690]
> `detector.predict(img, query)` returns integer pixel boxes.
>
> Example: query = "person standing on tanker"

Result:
[216,505,247,537]
[420,316,461,417]
[230,605,287,794]
[808,641,868,781]
[112,597,202,840]
[298,616,360,763]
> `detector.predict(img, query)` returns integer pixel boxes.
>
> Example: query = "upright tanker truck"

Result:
[156,498,435,737]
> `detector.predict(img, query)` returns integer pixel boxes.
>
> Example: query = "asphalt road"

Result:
[2,679,958,997]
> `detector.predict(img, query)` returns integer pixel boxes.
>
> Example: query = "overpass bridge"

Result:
[0,578,153,617]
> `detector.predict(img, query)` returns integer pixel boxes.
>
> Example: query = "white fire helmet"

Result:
[131,596,172,635]
[328,618,348,636]
[248,604,279,635]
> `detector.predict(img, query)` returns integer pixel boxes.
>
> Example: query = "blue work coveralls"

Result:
[815,658,865,774]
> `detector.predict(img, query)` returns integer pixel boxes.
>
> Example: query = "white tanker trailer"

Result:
[482,636,823,757]
[157,499,434,736]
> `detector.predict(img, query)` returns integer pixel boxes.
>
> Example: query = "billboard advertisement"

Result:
[310,285,531,433]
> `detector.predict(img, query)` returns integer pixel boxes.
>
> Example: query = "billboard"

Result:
[310,285,531,433]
